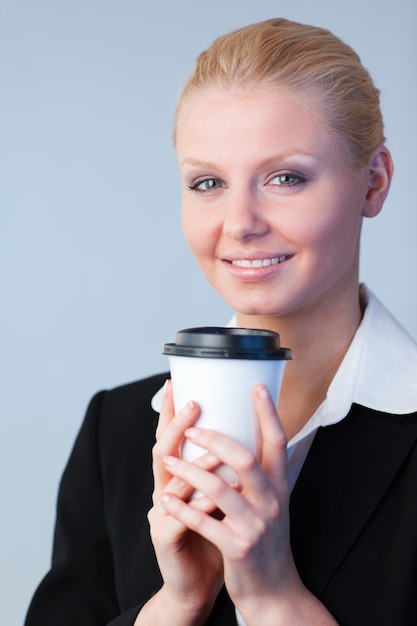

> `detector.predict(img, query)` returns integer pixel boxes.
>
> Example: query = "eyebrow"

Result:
[180,153,319,170]
[179,158,218,169]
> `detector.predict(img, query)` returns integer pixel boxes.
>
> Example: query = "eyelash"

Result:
[187,178,221,194]
[187,172,306,194]
[268,172,306,187]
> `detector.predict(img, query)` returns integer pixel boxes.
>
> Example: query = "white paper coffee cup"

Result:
[163,327,291,485]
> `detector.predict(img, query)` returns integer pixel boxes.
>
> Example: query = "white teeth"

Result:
[232,256,287,268]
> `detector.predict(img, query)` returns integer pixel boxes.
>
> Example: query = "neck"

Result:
[236,286,363,440]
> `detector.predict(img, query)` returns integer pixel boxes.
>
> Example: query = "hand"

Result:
[146,380,224,622]
[160,385,333,624]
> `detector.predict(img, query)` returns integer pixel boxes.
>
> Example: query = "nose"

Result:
[222,186,269,242]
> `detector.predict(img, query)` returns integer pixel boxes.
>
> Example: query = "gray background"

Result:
[1,0,416,623]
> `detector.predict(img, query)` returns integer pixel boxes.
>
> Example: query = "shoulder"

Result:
[73,372,168,460]
[99,372,168,416]
[356,287,417,414]
[99,371,168,435]
[327,404,417,443]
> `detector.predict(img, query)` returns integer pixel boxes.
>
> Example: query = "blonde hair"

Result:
[173,18,385,168]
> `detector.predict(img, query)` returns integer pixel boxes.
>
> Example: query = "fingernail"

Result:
[162,379,170,396]
[163,455,178,466]
[257,384,269,400]
[181,401,195,417]
[185,427,199,439]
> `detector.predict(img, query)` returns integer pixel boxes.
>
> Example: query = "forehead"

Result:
[175,87,341,163]
[176,84,325,127]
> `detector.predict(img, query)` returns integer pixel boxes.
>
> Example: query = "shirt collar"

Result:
[353,285,417,413]
[152,286,417,431]
[289,285,417,445]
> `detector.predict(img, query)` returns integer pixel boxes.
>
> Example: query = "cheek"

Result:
[182,208,212,262]
[182,203,222,261]
[294,186,363,252]
[299,218,354,262]
[181,204,196,247]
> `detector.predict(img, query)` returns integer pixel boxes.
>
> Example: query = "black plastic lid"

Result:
[163,327,292,360]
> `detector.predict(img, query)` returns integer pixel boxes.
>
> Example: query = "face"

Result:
[176,88,370,325]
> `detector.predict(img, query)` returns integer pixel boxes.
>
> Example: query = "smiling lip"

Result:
[231,255,288,268]
[223,254,291,281]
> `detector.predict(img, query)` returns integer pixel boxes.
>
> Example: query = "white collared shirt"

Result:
[152,286,417,626]
[285,285,417,490]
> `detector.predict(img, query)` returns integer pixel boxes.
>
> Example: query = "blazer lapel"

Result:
[289,404,417,596]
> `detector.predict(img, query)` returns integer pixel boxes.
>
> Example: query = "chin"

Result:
[216,284,291,318]
[231,300,283,319]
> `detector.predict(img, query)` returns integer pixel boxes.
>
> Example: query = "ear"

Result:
[362,145,394,218]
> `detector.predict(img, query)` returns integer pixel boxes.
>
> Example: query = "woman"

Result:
[25,18,417,626]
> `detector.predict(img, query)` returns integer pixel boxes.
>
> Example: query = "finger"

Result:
[156,401,200,457]
[150,451,223,543]
[155,379,174,441]
[162,450,223,504]
[182,426,272,502]
[160,490,233,556]
[148,496,189,548]
[162,454,246,519]
[253,385,288,489]
[152,400,200,502]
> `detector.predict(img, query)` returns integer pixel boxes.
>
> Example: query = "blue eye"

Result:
[269,173,303,186]
[188,178,222,193]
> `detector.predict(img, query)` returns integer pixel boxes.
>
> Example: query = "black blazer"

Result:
[25,373,417,626]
